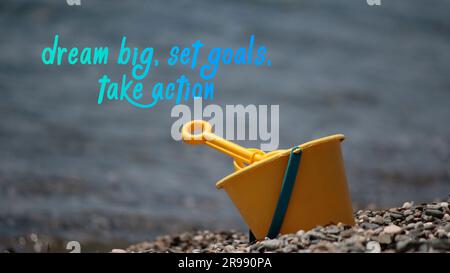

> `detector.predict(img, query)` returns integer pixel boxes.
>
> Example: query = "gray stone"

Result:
[361,222,380,230]
[426,204,441,210]
[306,231,334,241]
[384,224,402,235]
[296,230,305,238]
[425,209,444,219]
[376,232,392,244]
[403,209,413,216]
[366,241,381,253]
[428,239,450,251]
[340,229,353,239]
[111,248,127,253]
[324,226,341,234]
[435,229,447,238]
[396,240,421,252]
[373,215,384,225]
[394,234,412,242]
[405,215,415,222]
[423,222,434,230]
[179,232,192,242]
[281,245,298,253]
[443,214,450,221]
[261,239,282,250]
[402,202,413,209]
[390,212,404,220]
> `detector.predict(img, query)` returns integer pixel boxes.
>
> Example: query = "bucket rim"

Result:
[215,134,345,189]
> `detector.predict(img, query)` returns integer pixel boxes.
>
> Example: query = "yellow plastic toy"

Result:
[181,120,354,240]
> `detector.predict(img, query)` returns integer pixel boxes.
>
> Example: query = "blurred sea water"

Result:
[0,0,450,251]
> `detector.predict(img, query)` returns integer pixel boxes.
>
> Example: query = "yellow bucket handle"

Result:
[181,120,266,165]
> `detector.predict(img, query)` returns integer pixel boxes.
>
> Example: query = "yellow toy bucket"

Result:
[181,120,354,240]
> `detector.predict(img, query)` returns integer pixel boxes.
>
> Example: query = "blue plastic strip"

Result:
[266,147,302,239]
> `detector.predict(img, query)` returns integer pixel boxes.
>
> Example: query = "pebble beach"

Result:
[120,198,450,253]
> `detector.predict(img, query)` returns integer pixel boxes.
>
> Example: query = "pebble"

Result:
[429,239,450,251]
[340,229,354,239]
[376,232,392,244]
[123,199,450,253]
[403,209,413,216]
[306,230,332,241]
[324,226,341,234]
[435,229,447,238]
[111,249,127,253]
[310,241,336,252]
[366,241,381,253]
[373,215,384,225]
[396,240,421,252]
[281,245,298,253]
[384,225,402,235]
[224,245,235,252]
[426,204,442,210]
[402,202,413,209]
[179,232,191,242]
[425,209,444,219]
[443,214,450,221]
[390,212,404,220]
[260,239,281,250]
[361,223,380,230]
[394,234,411,242]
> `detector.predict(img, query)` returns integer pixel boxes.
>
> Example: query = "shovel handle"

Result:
[181,120,265,164]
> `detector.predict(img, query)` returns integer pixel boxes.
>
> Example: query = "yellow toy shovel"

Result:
[181,120,354,240]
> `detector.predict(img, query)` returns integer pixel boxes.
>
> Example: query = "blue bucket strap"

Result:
[266,146,302,239]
